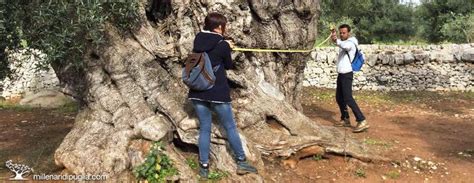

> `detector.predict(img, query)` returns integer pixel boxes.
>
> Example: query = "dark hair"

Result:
[204,12,227,34]
[339,24,351,32]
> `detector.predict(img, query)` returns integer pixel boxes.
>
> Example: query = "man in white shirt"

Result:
[331,24,369,133]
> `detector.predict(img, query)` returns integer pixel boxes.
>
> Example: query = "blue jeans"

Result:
[191,100,246,164]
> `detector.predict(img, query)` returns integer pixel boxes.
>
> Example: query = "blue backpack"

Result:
[345,41,365,71]
[182,48,221,91]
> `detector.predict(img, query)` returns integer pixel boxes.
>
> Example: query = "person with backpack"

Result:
[330,24,369,133]
[186,12,258,178]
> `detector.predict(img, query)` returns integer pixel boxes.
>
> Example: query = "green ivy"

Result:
[354,168,366,178]
[133,142,179,183]
[185,157,198,170]
[207,170,229,181]
[312,154,323,161]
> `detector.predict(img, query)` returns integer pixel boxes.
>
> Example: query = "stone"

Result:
[395,54,405,65]
[314,68,323,74]
[389,56,396,66]
[377,76,389,82]
[319,77,331,86]
[311,51,317,60]
[324,68,332,74]
[379,54,390,65]
[365,54,378,66]
[430,50,455,62]
[403,53,415,64]
[461,48,474,63]
[413,51,429,62]
[2,49,60,99]
[316,52,327,62]
[19,90,75,108]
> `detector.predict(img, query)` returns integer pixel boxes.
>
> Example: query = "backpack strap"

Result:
[185,53,203,77]
[196,40,225,83]
[208,39,224,72]
[344,40,358,63]
[199,59,215,84]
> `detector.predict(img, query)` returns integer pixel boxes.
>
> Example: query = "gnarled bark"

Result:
[54,0,385,182]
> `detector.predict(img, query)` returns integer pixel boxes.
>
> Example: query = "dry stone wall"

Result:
[0,49,60,99]
[304,44,474,91]
[1,44,473,100]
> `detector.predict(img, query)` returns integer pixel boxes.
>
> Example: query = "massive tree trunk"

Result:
[54,0,384,181]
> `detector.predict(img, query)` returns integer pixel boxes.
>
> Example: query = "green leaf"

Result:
[139,168,147,177]
[20,39,28,48]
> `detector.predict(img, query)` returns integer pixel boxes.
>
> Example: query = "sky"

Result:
[400,0,421,5]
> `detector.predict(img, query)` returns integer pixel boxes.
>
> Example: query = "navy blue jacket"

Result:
[188,31,233,102]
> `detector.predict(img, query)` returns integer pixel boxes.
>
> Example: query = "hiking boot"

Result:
[236,160,257,175]
[334,118,351,127]
[353,120,370,133]
[199,163,209,179]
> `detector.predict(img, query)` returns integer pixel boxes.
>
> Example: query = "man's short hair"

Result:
[339,24,351,32]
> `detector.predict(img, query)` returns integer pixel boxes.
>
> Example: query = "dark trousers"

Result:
[336,72,366,122]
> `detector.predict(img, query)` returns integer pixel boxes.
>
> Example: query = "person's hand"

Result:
[225,40,235,49]
[331,29,337,42]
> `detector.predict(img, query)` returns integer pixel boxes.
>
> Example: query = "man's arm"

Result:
[331,30,353,51]
[336,39,352,51]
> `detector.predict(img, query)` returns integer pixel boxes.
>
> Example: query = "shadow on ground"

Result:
[0,109,75,177]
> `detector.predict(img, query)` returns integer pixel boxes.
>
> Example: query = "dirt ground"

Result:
[0,87,473,182]
[0,106,76,182]
[267,87,473,183]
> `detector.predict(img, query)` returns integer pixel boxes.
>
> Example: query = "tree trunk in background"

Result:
[54,0,383,181]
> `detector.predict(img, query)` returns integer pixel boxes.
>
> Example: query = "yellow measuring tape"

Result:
[232,34,332,53]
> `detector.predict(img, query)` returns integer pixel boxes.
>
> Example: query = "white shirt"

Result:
[336,37,358,74]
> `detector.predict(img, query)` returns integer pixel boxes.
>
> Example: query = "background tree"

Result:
[318,0,417,44]
[317,0,473,44]
[415,0,473,43]
[439,12,474,43]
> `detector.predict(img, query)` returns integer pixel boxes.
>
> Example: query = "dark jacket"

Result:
[188,31,233,102]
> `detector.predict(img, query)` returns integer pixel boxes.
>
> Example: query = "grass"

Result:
[185,156,229,180]
[303,87,474,106]
[0,100,79,113]
[185,157,198,170]
[53,100,79,113]
[303,88,334,102]
[354,168,366,178]
[0,101,34,111]
[385,170,400,179]
[312,154,323,161]
[208,170,229,181]
[363,138,392,148]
